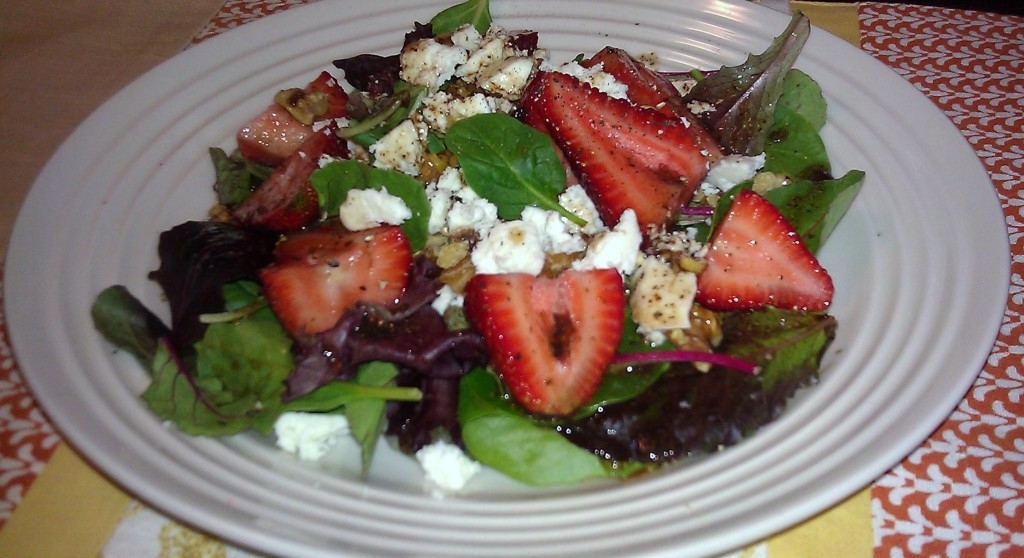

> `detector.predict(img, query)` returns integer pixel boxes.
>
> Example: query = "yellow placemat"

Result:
[791,1,862,46]
[0,443,131,558]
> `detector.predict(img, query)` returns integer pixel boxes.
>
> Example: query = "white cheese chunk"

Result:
[400,38,468,91]
[369,119,427,177]
[558,184,606,235]
[551,60,630,100]
[572,209,642,275]
[520,206,587,254]
[415,440,481,497]
[476,56,537,99]
[472,219,546,275]
[421,91,502,134]
[338,187,412,231]
[431,284,465,315]
[700,153,767,195]
[629,256,698,335]
[273,412,350,462]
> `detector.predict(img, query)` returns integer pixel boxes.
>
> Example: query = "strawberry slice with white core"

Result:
[464,269,624,416]
[696,189,834,311]
[259,224,412,337]
[521,71,709,232]
[581,47,723,162]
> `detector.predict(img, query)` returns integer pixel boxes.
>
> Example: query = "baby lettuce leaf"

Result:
[445,113,584,227]
[707,170,864,255]
[209,147,273,207]
[91,285,171,369]
[311,159,431,251]
[763,70,831,181]
[774,68,826,130]
[560,309,836,462]
[683,12,810,155]
[458,368,621,486]
[141,286,296,436]
[761,170,864,254]
[345,361,401,475]
[430,0,491,35]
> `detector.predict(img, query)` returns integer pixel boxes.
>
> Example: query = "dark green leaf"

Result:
[209,147,273,207]
[429,0,491,36]
[91,285,170,368]
[701,170,864,255]
[458,368,613,486]
[446,113,583,226]
[345,361,401,475]
[310,159,431,251]
[762,170,865,254]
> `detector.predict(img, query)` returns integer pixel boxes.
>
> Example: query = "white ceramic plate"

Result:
[5,1,1009,556]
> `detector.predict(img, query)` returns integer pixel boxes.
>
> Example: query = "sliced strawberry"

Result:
[237,71,349,166]
[232,125,346,232]
[582,47,723,161]
[237,104,314,167]
[521,71,709,232]
[463,269,624,416]
[259,223,412,337]
[696,189,833,311]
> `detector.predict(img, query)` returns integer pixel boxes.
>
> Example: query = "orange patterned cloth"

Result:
[860,4,1024,556]
[1,1,1021,556]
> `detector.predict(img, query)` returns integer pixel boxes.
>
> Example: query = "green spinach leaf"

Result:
[458,368,614,486]
[345,361,401,475]
[445,113,583,227]
[430,0,491,36]
[311,159,431,251]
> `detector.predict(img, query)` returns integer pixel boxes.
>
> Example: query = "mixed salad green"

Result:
[92,0,863,488]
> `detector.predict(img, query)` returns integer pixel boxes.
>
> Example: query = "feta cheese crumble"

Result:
[338,187,412,231]
[550,60,630,100]
[369,119,428,176]
[630,256,699,335]
[572,209,643,275]
[472,219,547,275]
[425,167,500,236]
[700,153,767,195]
[415,439,481,497]
[400,38,469,92]
[273,412,350,462]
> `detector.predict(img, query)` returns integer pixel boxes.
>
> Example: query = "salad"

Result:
[92,0,864,492]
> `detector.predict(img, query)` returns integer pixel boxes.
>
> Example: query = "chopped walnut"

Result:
[274,88,330,125]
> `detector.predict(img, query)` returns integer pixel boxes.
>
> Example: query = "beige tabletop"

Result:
[0,1,225,261]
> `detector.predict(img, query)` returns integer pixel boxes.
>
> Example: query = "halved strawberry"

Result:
[259,223,412,337]
[237,71,349,166]
[463,269,624,416]
[696,189,833,311]
[582,47,723,161]
[232,125,346,232]
[521,71,709,232]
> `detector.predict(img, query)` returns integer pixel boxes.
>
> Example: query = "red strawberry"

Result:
[237,105,314,167]
[696,189,833,311]
[259,224,412,337]
[237,71,349,166]
[232,125,346,232]
[582,47,723,161]
[521,71,709,232]
[463,269,624,416]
